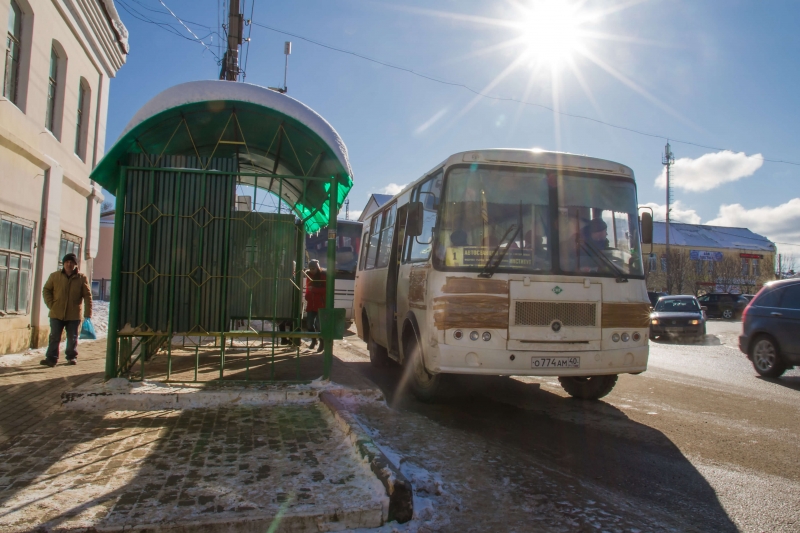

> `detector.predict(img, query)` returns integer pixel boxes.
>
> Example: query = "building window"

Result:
[660,257,667,273]
[0,214,35,314]
[3,0,22,104]
[752,259,759,277]
[741,258,749,277]
[648,254,657,272]
[45,46,58,132]
[58,231,81,269]
[74,79,90,159]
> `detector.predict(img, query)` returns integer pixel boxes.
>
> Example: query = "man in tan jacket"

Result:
[40,253,92,367]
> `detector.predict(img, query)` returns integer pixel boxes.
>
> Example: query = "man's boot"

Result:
[309,339,317,350]
[316,339,324,353]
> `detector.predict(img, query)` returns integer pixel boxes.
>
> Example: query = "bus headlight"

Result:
[470,331,479,341]
[612,333,620,342]
[482,332,492,341]
[621,332,630,342]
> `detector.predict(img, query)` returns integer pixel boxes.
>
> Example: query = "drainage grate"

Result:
[514,301,597,327]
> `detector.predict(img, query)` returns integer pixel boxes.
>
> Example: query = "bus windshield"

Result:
[307,222,362,280]
[433,165,644,278]
[436,166,553,272]
[558,174,643,277]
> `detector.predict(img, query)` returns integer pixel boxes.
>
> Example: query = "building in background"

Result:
[644,222,776,295]
[358,193,392,223]
[0,0,127,353]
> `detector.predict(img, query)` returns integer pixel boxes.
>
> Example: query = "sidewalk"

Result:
[0,338,399,532]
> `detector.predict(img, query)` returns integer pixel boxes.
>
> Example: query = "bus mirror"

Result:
[406,202,424,237]
[640,212,653,245]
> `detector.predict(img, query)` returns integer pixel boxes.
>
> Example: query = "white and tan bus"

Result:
[354,149,653,401]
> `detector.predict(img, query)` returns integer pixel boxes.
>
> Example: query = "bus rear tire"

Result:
[558,375,618,400]
[368,332,390,368]
[405,329,441,402]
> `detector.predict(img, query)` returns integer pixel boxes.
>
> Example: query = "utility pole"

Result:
[344,199,350,220]
[662,142,674,293]
[220,0,244,81]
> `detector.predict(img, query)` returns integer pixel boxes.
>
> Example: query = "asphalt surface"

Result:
[335,319,800,532]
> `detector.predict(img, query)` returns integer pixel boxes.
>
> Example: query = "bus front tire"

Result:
[404,330,441,402]
[558,375,618,400]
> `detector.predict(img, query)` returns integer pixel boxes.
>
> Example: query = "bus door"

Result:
[386,204,408,357]
[396,171,442,360]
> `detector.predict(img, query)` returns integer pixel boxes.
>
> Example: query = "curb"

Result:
[319,391,413,524]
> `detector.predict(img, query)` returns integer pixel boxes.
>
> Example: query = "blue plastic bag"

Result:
[80,318,97,340]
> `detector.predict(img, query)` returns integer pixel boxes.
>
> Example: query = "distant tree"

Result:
[714,256,742,293]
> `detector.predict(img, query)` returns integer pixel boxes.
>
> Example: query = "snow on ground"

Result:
[0,301,109,367]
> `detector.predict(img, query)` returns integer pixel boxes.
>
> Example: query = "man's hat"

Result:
[62,253,78,264]
[308,259,320,268]
[587,218,608,233]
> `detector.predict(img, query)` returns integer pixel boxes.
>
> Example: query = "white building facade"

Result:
[0,0,127,353]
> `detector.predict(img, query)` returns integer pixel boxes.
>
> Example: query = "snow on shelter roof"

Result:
[653,222,775,252]
[90,81,353,233]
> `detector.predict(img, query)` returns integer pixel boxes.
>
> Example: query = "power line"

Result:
[157,0,220,60]
[251,22,800,168]
[117,0,221,54]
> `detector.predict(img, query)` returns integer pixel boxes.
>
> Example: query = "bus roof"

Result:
[392,148,635,200]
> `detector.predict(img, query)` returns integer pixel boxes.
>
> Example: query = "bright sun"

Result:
[519,1,583,66]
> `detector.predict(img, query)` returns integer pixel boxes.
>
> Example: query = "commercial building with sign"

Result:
[0,0,128,354]
[644,222,776,295]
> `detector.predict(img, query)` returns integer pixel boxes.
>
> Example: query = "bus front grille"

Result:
[514,301,597,327]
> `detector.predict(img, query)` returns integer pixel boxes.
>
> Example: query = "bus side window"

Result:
[376,204,397,268]
[406,171,442,262]
[358,229,370,271]
[364,212,383,270]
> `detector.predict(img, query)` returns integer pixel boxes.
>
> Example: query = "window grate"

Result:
[514,301,597,327]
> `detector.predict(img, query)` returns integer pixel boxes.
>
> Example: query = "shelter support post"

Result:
[105,168,127,380]
[323,176,338,379]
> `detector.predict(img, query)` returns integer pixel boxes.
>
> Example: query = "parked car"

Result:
[649,295,707,341]
[739,279,800,377]
[696,292,749,319]
[648,291,668,307]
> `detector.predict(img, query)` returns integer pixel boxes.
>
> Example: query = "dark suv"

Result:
[739,279,800,377]
[697,293,749,320]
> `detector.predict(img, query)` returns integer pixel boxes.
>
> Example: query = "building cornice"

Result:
[54,0,127,77]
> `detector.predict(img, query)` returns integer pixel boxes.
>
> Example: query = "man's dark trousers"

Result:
[46,318,80,362]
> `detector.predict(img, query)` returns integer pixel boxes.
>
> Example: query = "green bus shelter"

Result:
[90,81,353,382]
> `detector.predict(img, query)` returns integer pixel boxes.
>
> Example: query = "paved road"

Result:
[335,319,800,532]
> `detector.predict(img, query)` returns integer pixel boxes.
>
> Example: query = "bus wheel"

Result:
[558,375,618,400]
[404,330,441,402]
[368,332,390,368]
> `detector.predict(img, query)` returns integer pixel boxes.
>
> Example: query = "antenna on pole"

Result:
[662,142,675,292]
[283,41,291,93]
[269,42,292,94]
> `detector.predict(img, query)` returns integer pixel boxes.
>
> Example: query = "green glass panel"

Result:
[0,220,11,249]
[0,269,6,310]
[18,268,28,312]
[21,227,32,253]
[7,269,18,311]
[10,223,21,251]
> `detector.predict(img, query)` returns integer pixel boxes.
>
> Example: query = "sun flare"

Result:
[519,1,584,66]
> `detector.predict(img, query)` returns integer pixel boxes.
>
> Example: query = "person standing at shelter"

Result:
[304,259,326,353]
[40,253,92,367]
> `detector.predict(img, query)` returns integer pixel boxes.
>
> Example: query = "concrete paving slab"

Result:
[0,405,388,532]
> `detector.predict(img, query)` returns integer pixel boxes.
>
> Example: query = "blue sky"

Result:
[106,0,800,256]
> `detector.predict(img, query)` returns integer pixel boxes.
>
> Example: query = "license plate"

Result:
[665,327,685,331]
[531,356,580,369]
